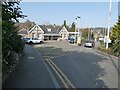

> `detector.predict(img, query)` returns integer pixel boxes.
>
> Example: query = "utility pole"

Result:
[74,16,81,45]
[77,16,81,36]
[74,18,77,45]
[77,16,81,45]
[88,24,90,40]
[106,0,112,49]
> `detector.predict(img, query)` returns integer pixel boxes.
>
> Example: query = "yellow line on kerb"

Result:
[45,59,75,88]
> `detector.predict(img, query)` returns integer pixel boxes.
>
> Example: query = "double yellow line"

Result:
[45,59,75,88]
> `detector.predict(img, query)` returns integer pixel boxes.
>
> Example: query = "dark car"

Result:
[69,38,77,43]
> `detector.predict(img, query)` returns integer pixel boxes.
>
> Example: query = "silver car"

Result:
[84,40,95,47]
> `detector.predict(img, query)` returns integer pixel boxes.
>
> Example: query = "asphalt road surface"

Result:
[34,40,119,88]
[3,40,119,88]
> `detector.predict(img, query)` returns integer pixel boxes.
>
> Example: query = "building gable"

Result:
[59,26,68,34]
[29,24,44,33]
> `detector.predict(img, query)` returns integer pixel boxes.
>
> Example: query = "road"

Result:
[34,40,119,88]
[3,40,119,88]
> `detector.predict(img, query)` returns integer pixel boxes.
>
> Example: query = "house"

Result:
[28,24,44,40]
[17,22,69,40]
[40,24,60,40]
[59,26,69,40]
[15,20,35,38]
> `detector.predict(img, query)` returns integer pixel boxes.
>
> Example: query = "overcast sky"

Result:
[19,2,118,28]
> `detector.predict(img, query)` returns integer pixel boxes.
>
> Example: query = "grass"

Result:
[97,43,118,57]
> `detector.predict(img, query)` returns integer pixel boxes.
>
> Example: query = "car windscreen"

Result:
[24,38,30,41]
[33,38,39,40]
[85,41,92,43]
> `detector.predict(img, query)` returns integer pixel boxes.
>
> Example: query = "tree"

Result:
[110,25,118,42]
[80,28,89,39]
[2,2,26,72]
[91,31,94,40]
[63,20,69,30]
[69,22,75,32]
[64,20,67,28]
[110,16,120,56]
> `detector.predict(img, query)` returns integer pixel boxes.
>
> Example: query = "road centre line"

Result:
[45,59,75,88]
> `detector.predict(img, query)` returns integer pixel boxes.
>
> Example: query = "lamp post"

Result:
[74,16,81,44]
[77,16,81,36]
[88,23,90,40]
[74,18,77,44]
[106,0,112,49]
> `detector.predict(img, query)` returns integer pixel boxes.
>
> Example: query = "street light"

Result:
[106,0,112,49]
[77,16,81,36]
[74,16,81,44]
[88,23,90,40]
[74,18,77,44]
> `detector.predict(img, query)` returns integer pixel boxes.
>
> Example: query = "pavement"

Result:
[0,60,1,90]
[3,45,61,88]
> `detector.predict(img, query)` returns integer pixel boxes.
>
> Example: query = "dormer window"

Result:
[47,28,51,32]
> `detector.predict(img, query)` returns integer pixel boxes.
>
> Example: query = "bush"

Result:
[2,2,26,82]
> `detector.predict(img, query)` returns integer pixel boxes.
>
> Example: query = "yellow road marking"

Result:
[46,59,69,88]
[49,59,75,88]
[42,54,66,60]
[45,59,75,88]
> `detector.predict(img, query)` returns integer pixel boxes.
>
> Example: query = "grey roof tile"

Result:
[18,30,28,34]
[39,25,63,34]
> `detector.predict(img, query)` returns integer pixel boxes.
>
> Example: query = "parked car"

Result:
[84,40,95,47]
[68,37,71,41]
[25,38,44,44]
[69,37,77,44]
[99,37,104,41]
[23,38,31,43]
[69,38,77,43]
[69,38,74,43]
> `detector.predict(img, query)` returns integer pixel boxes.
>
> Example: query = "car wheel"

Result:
[29,41,33,45]
[40,41,43,44]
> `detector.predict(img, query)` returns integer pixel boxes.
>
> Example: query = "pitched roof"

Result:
[29,24,44,33]
[16,21,68,35]
[39,24,62,34]
[15,20,35,32]
[59,26,69,33]
[18,30,28,34]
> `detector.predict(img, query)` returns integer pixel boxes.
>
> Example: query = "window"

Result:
[32,33,35,38]
[64,34,66,38]
[38,33,42,39]
[61,34,63,38]
[47,28,51,32]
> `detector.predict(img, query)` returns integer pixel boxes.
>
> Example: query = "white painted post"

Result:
[106,0,112,49]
